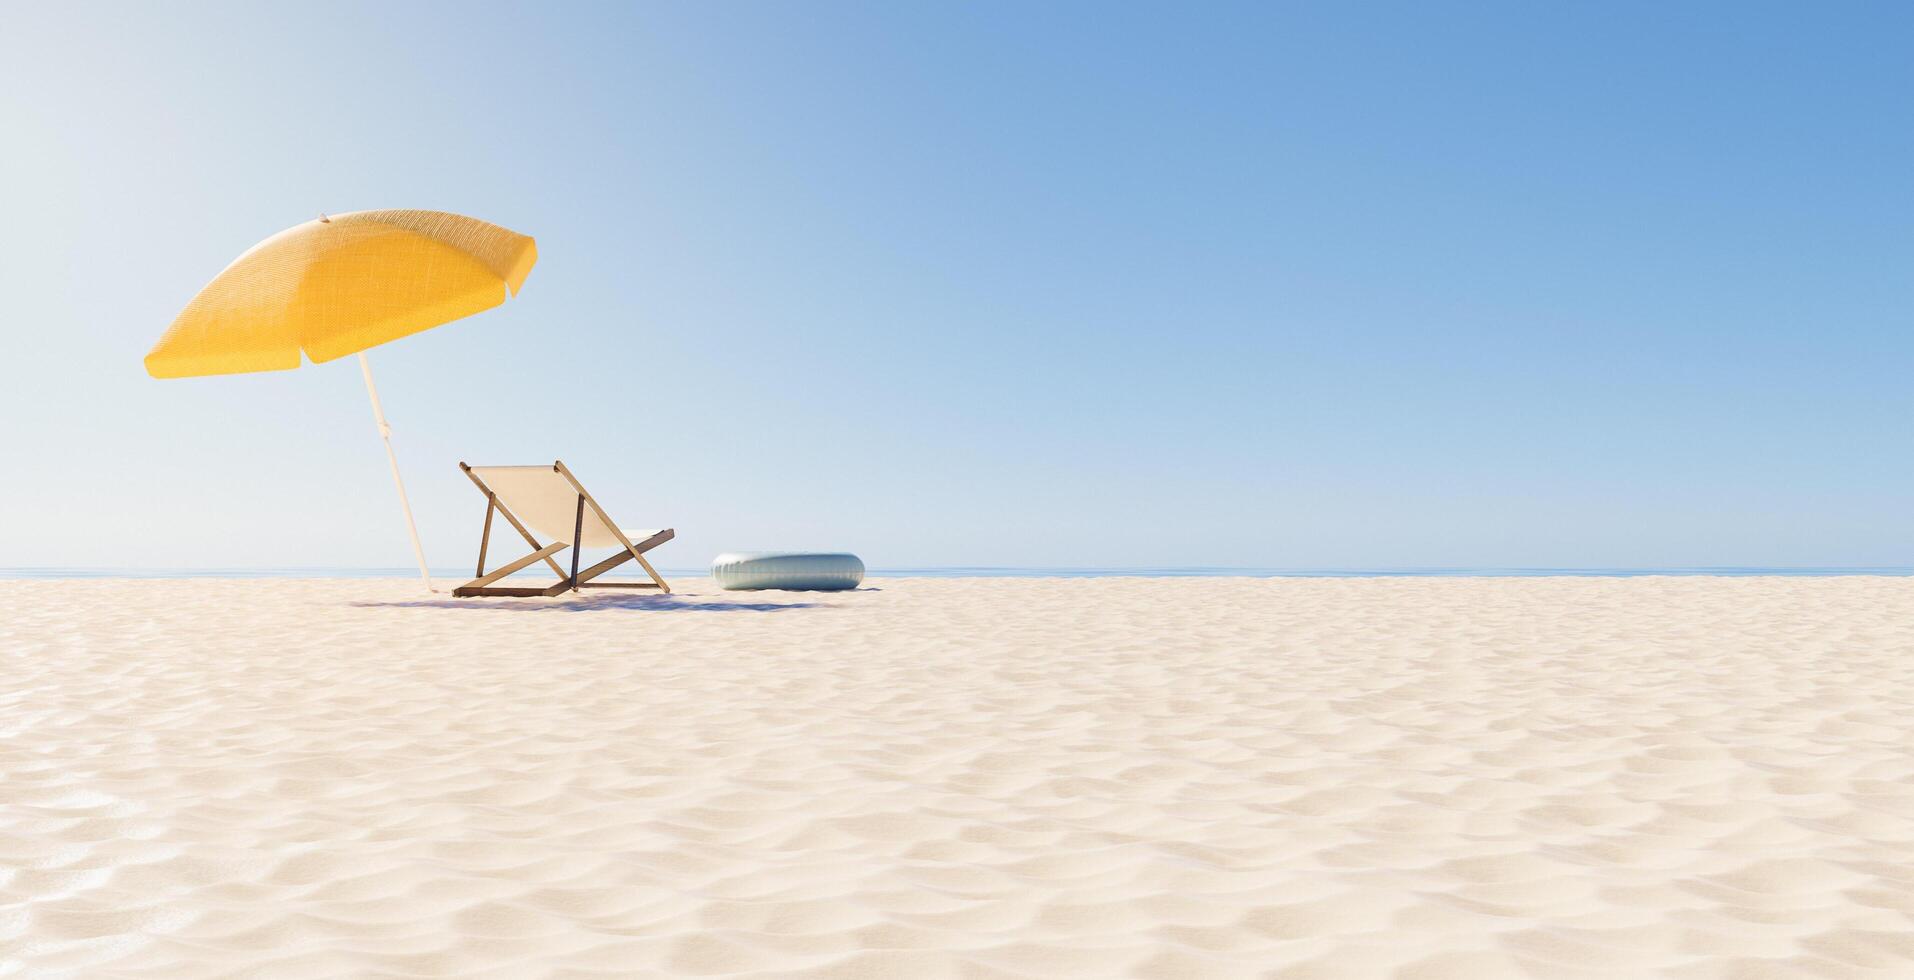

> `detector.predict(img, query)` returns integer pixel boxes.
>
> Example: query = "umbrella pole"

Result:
[358,352,436,593]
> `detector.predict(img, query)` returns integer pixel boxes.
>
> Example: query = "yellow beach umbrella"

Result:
[146,209,538,590]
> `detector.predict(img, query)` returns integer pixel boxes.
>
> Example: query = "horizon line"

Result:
[5,565,1912,581]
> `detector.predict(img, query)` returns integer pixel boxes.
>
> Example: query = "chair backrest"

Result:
[467,464,626,548]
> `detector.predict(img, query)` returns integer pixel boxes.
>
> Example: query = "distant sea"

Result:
[4,566,1911,580]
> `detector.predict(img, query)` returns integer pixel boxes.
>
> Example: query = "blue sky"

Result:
[3,2,1909,570]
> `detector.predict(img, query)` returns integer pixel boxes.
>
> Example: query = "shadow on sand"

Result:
[350,593,822,613]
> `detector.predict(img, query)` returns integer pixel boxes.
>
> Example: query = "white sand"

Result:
[3,576,1912,978]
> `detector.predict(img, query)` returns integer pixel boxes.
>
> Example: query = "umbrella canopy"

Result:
[146,209,536,378]
[146,209,537,591]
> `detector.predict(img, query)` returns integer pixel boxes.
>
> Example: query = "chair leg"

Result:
[569,494,585,591]
[625,545,670,592]
[638,552,670,592]
[475,496,495,578]
[452,541,571,596]
[570,530,673,590]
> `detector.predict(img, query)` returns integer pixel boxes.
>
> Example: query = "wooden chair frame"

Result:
[452,461,673,597]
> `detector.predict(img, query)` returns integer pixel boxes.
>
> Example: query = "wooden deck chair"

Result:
[453,460,673,597]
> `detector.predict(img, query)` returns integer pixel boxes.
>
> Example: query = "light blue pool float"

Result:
[711,552,865,591]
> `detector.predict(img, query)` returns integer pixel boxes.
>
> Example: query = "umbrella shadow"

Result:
[351,593,822,613]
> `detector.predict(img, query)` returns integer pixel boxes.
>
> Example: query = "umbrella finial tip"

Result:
[318,212,331,223]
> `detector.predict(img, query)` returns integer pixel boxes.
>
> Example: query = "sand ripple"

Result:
[3,576,1913,977]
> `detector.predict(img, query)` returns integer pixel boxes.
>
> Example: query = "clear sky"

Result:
[3,2,1909,571]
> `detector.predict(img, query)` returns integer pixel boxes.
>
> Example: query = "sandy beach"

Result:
[3,576,1911,978]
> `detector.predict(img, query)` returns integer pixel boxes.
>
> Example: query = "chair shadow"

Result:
[351,593,821,613]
